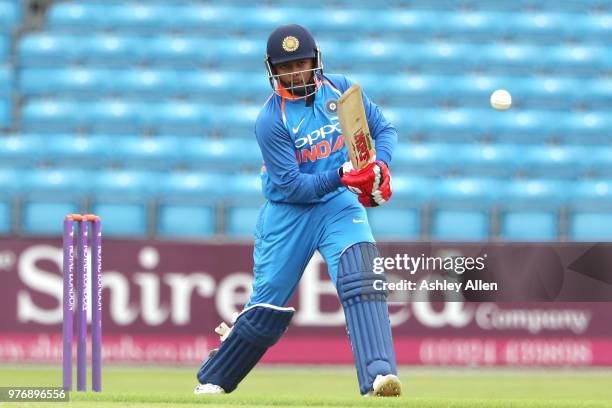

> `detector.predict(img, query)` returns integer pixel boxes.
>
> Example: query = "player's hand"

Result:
[357,171,392,207]
[339,160,387,194]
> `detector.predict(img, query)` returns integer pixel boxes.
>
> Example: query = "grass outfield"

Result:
[2,365,612,407]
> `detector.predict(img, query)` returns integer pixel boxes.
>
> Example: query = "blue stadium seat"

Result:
[204,104,259,135]
[508,13,575,39]
[0,99,10,129]
[90,202,148,236]
[112,135,178,167]
[201,38,260,67]
[19,68,132,96]
[224,7,301,31]
[385,108,478,139]
[108,135,257,169]
[0,64,10,95]
[86,35,148,63]
[226,174,263,201]
[166,4,236,30]
[151,102,209,131]
[115,69,177,94]
[438,74,492,101]
[520,145,584,177]
[570,212,612,241]
[180,137,261,168]
[376,9,445,36]
[0,134,44,165]
[434,177,503,204]
[48,3,168,30]
[88,100,146,131]
[92,170,155,200]
[18,34,82,64]
[548,45,612,72]
[367,207,420,240]
[585,78,612,107]
[374,75,450,104]
[326,41,401,68]
[21,168,90,198]
[22,201,80,235]
[108,3,168,29]
[583,146,612,176]
[0,1,18,31]
[26,101,148,133]
[464,43,540,70]
[0,200,10,233]
[571,179,612,207]
[514,0,611,12]
[447,144,520,176]
[396,41,465,68]
[158,204,215,238]
[510,76,583,107]
[393,143,518,176]
[120,69,267,97]
[225,206,260,237]
[502,178,569,207]
[391,143,448,175]
[475,43,542,70]
[0,36,7,62]
[146,36,206,63]
[486,110,559,138]
[159,171,227,200]
[388,108,566,141]
[431,209,489,241]
[562,112,611,142]
[575,14,612,41]
[444,11,507,37]
[47,3,242,32]
[177,71,268,98]
[0,167,18,194]
[381,175,434,203]
[19,34,144,64]
[23,100,177,133]
[37,134,112,166]
[21,99,83,130]
[500,211,558,240]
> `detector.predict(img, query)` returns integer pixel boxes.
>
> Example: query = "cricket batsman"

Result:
[195,24,400,397]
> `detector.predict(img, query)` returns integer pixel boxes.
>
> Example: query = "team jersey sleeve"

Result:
[255,108,343,203]
[327,74,398,166]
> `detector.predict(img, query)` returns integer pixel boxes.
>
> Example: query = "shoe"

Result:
[194,383,225,394]
[365,374,401,397]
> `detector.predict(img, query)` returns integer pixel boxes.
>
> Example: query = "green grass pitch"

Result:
[2,365,612,407]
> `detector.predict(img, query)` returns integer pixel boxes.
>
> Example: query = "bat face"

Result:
[337,83,375,169]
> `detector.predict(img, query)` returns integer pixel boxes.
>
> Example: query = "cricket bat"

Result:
[337,83,376,169]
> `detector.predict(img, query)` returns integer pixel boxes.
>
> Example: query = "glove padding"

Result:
[340,160,393,207]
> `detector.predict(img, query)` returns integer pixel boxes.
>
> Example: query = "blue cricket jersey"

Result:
[255,73,397,204]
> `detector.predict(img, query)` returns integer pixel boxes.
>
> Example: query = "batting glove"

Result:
[339,160,387,194]
[339,160,393,206]
[357,169,392,207]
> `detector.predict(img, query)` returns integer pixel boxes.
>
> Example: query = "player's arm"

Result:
[256,115,343,203]
[362,91,397,167]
